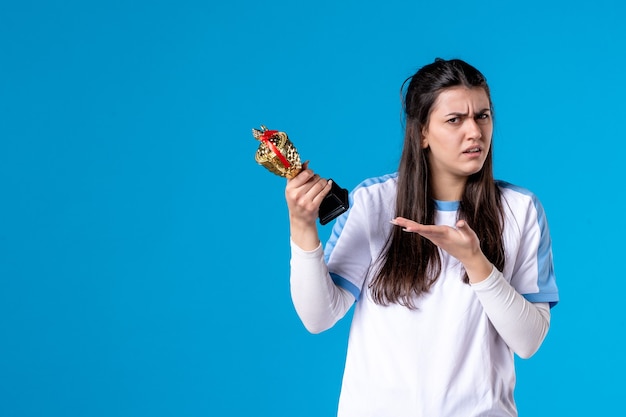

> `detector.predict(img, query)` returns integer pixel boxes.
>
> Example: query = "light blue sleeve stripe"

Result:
[522,293,559,308]
[531,192,559,307]
[497,181,559,308]
[330,273,361,301]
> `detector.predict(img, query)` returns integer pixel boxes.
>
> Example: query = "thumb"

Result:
[456,220,472,236]
[456,220,477,239]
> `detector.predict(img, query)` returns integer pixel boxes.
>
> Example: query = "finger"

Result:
[455,220,476,238]
[306,176,330,200]
[286,172,322,207]
[390,217,428,234]
[403,222,443,235]
[390,217,418,229]
[288,168,316,187]
[410,227,446,239]
[311,179,333,206]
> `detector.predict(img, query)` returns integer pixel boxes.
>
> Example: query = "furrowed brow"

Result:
[445,108,491,117]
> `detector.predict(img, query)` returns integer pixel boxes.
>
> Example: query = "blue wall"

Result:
[1,0,624,415]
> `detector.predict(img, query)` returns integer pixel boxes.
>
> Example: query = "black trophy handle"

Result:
[318,179,350,225]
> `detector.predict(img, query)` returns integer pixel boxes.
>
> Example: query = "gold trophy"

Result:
[252,125,349,225]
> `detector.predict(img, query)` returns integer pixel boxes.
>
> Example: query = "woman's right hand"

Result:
[285,163,333,250]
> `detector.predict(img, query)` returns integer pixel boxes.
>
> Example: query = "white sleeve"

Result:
[289,239,355,334]
[471,266,551,359]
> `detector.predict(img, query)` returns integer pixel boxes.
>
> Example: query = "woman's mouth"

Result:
[463,147,481,154]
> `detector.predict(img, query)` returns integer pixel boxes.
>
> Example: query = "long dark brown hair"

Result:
[370,58,505,308]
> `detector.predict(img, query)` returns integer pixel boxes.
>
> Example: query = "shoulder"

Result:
[337,173,397,224]
[496,180,544,211]
[496,180,550,231]
[352,172,398,197]
[496,180,537,197]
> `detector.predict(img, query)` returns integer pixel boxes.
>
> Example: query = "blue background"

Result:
[1,0,624,416]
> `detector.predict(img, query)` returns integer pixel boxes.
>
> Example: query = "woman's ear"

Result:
[421,128,429,149]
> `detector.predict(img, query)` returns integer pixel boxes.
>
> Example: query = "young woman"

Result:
[285,58,559,417]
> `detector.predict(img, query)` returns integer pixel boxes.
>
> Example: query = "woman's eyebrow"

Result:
[445,108,491,117]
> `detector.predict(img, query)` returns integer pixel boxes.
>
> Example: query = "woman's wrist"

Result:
[289,217,320,251]
[463,253,494,284]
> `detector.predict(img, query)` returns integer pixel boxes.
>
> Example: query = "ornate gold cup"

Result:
[252,125,349,225]
[252,125,303,179]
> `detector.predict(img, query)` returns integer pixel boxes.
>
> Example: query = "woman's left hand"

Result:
[390,217,493,282]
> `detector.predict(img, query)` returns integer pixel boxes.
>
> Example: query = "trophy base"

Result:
[319,179,350,225]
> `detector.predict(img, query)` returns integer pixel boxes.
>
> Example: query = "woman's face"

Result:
[422,86,493,184]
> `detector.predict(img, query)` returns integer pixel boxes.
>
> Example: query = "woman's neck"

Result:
[431,175,466,201]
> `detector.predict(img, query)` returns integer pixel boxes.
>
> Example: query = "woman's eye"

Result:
[477,113,490,120]
[447,117,459,124]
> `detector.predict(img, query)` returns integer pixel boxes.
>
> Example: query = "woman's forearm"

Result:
[471,267,551,358]
[290,240,354,334]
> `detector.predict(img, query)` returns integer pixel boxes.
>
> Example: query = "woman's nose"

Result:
[465,119,482,139]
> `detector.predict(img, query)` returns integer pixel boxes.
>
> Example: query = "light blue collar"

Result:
[434,200,459,211]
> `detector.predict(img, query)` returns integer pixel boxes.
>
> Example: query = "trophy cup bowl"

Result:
[252,125,349,225]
